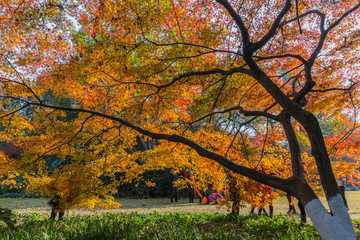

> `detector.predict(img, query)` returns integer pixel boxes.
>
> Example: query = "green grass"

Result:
[0,211,326,240]
[1,193,360,239]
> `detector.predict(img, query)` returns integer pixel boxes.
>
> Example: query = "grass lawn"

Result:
[1,191,359,220]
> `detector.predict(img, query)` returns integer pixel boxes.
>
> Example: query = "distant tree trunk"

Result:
[298,201,306,223]
[339,185,348,209]
[228,174,240,215]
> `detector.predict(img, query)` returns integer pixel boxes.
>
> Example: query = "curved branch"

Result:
[146,39,242,57]
[307,3,360,68]
[283,10,324,26]
[155,67,251,91]
[251,0,292,52]
[296,3,360,102]
[215,0,250,47]
[310,82,359,93]
[182,104,279,127]
[101,66,251,93]
[0,56,42,104]
[326,2,360,33]
[0,103,30,119]
[27,101,294,192]
[254,54,306,64]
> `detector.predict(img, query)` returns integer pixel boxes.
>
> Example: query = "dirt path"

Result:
[1,192,359,220]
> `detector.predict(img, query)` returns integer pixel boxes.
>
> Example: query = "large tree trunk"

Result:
[295,114,356,239]
[279,113,356,238]
[305,194,355,240]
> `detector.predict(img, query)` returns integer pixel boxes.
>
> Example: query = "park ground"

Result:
[1,191,359,220]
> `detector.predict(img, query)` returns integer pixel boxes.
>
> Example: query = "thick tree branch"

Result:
[155,67,251,91]
[182,104,279,127]
[26,101,296,193]
[280,113,305,180]
[326,2,360,33]
[295,0,302,34]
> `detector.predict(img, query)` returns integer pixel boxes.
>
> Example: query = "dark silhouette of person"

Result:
[286,193,297,215]
[48,194,64,220]
[168,168,179,203]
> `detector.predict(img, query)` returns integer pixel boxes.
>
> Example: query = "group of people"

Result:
[49,168,339,221]
[168,168,223,205]
[249,191,299,218]
[249,183,274,218]
[169,168,303,218]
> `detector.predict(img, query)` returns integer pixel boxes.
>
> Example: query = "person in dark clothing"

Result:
[187,173,195,203]
[286,193,297,215]
[168,168,179,203]
[48,194,64,220]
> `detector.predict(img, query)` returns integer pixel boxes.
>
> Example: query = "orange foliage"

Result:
[0,0,359,213]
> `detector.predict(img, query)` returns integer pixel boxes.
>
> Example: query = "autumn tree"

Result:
[1,0,360,239]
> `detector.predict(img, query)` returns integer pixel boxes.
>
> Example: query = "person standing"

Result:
[286,193,297,215]
[48,194,64,220]
[168,168,179,203]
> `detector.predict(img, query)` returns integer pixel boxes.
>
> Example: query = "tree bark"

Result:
[305,194,354,240]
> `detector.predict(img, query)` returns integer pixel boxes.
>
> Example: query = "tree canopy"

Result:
[1,0,360,238]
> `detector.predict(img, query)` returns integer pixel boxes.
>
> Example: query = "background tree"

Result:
[1,0,360,238]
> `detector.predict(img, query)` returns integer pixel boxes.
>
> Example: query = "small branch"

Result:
[216,0,251,47]
[326,2,360,33]
[295,0,303,34]
[310,83,359,93]
[146,39,242,57]
[283,10,324,26]
[0,103,30,119]
[251,0,292,52]
[254,54,306,64]
[212,77,227,110]
[0,55,42,104]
